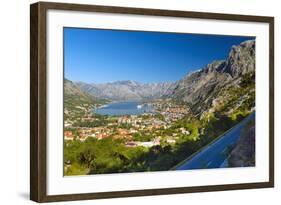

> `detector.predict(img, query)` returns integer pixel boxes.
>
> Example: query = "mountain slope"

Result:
[64,79,105,116]
[170,40,255,116]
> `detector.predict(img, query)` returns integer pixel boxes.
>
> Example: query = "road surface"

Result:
[174,112,255,170]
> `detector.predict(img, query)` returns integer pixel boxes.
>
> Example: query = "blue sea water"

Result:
[94,101,153,116]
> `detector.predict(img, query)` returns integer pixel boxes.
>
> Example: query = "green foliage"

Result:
[132,133,153,142]
[64,162,89,176]
[154,113,165,121]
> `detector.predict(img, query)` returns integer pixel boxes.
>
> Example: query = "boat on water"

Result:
[137,105,143,109]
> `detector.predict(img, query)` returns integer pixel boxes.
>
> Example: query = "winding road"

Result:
[174,112,255,170]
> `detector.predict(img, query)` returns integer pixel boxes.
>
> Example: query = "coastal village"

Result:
[64,99,191,148]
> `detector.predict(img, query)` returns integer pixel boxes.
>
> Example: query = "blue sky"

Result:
[64,28,254,84]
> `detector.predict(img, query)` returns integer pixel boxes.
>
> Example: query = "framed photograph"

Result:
[30,1,274,202]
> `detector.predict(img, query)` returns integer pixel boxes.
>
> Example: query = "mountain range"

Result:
[65,39,255,116]
[76,80,176,101]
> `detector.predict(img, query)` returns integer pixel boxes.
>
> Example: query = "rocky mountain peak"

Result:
[222,39,255,77]
[202,60,226,74]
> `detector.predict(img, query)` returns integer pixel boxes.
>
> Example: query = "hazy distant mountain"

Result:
[76,80,176,101]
